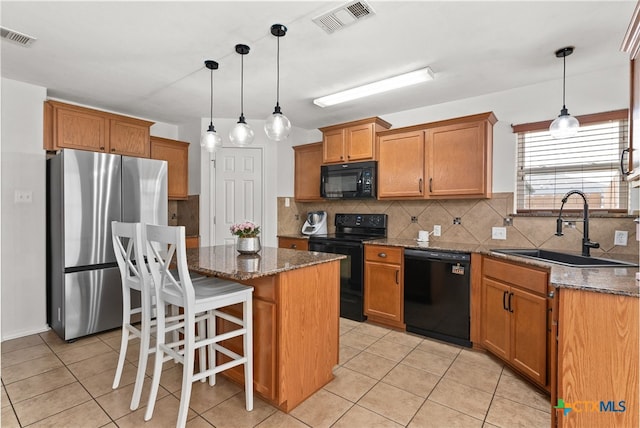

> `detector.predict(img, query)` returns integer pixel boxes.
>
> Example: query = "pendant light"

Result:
[264,24,291,141]
[229,44,254,146]
[200,60,222,153]
[549,46,579,139]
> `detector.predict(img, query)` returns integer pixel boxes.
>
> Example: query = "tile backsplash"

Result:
[278,193,639,257]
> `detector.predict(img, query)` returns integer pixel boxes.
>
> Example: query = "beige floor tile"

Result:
[39,331,101,354]
[80,361,138,398]
[339,318,361,332]
[324,366,377,402]
[358,382,424,425]
[383,330,424,348]
[5,366,75,403]
[351,322,391,339]
[483,423,501,428]
[409,400,483,428]
[1,344,54,369]
[1,405,20,428]
[2,385,11,408]
[429,378,493,421]
[29,400,111,428]
[255,410,309,428]
[1,335,45,354]
[66,349,120,380]
[1,354,64,384]
[154,364,186,394]
[12,382,92,426]
[340,331,379,350]
[289,389,352,428]
[455,349,503,373]
[343,351,397,380]
[333,404,403,427]
[176,376,242,414]
[186,415,219,427]
[444,358,501,394]
[115,393,197,428]
[402,348,455,377]
[382,363,441,398]
[338,343,361,365]
[200,394,276,428]
[366,338,414,362]
[416,338,462,359]
[494,374,550,413]
[55,340,113,366]
[485,396,551,428]
[97,328,124,342]
[96,379,170,420]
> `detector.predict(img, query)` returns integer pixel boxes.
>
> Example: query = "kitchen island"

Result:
[186,245,345,412]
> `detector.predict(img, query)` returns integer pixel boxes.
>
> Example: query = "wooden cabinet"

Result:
[278,237,309,251]
[364,245,404,329]
[622,2,640,180]
[554,288,639,428]
[150,136,189,200]
[185,236,199,249]
[480,256,549,388]
[319,117,391,164]
[44,100,153,156]
[377,112,496,199]
[293,142,323,201]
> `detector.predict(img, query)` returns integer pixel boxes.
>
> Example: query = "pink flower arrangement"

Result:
[230,221,261,238]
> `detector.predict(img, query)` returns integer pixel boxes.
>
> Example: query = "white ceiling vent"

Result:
[312,1,376,34]
[0,27,37,47]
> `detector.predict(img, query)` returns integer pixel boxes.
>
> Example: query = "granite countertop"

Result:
[186,245,345,281]
[368,238,640,298]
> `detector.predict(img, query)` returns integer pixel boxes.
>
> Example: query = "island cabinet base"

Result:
[216,260,340,412]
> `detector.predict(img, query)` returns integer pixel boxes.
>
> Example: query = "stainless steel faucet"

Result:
[555,190,600,257]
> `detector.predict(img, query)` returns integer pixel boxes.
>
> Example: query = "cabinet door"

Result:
[150,137,189,200]
[278,237,309,251]
[323,128,346,163]
[480,277,510,360]
[510,287,548,386]
[364,261,402,324]
[55,106,108,152]
[426,121,489,197]
[110,119,150,157]
[377,131,425,198]
[346,123,374,161]
[293,142,323,201]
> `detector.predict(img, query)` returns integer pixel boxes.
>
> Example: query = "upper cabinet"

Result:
[377,112,496,199]
[319,117,391,164]
[150,136,189,200]
[622,2,640,180]
[293,142,323,201]
[44,100,153,157]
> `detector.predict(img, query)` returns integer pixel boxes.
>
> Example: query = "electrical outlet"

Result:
[285,197,290,207]
[14,190,32,203]
[453,217,461,225]
[433,225,441,236]
[614,230,628,246]
[492,227,507,240]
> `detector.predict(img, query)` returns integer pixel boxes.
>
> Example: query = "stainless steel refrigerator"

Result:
[46,149,167,341]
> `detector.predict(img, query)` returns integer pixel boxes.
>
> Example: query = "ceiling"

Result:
[1,1,636,130]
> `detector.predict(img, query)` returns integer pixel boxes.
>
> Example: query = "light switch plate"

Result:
[614,230,628,246]
[492,227,507,240]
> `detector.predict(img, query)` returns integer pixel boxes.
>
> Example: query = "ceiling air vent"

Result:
[0,26,36,47]
[312,1,376,34]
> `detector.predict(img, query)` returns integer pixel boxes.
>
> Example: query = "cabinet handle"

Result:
[347,155,351,159]
[548,290,555,298]
[508,292,514,313]
[99,146,105,151]
[621,147,631,176]
[418,178,423,193]
[111,148,116,152]
[503,291,508,311]
[395,270,399,285]
[291,244,297,249]
[429,177,433,193]
[378,252,387,258]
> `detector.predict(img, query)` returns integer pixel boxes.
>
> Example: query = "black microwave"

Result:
[320,161,376,199]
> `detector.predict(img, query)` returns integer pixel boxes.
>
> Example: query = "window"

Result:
[513,110,629,213]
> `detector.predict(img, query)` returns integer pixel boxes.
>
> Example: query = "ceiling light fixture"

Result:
[313,66,434,108]
[200,60,222,153]
[229,44,254,146]
[549,46,579,139]
[264,24,291,141]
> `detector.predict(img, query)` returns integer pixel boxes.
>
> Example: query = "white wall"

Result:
[1,78,48,340]
[178,119,203,196]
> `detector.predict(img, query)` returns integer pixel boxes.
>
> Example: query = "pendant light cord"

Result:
[209,66,214,126]
[562,53,566,109]
[276,36,280,107]
[240,54,245,117]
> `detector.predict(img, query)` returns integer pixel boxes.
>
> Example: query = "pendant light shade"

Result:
[230,44,254,146]
[549,46,579,139]
[264,24,291,141]
[200,60,222,153]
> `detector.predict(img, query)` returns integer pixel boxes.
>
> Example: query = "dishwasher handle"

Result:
[404,249,471,263]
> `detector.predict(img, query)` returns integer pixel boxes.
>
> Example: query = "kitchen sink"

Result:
[491,249,639,268]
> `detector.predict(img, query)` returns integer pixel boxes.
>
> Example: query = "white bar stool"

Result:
[144,224,254,428]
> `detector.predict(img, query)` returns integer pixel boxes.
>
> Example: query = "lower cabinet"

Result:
[364,245,404,329]
[481,256,549,389]
[277,237,309,251]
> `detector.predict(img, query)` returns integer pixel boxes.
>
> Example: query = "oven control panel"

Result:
[335,213,387,228]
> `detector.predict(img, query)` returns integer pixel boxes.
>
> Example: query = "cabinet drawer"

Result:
[483,257,548,295]
[365,245,402,264]
[278,237,309,251]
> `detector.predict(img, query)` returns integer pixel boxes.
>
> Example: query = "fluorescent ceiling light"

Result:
[313,67,434,108]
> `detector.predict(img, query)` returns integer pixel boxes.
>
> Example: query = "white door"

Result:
[214,148,263,245]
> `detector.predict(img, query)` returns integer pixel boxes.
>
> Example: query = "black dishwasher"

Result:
[404,249,471,347]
